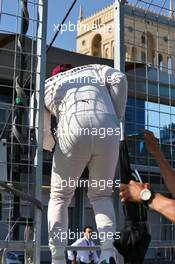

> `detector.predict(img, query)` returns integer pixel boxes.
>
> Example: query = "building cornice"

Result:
[79,4,113,23]
[78,3,175,27]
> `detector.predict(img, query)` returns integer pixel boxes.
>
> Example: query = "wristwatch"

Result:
[140,188,155,208]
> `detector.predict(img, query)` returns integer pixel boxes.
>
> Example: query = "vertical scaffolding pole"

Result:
[33,1,48,263]
[13,0,29,240]
[0,0,2,23]
[114,0,126,138]
[114,0,126,72]
[114,0,126,229]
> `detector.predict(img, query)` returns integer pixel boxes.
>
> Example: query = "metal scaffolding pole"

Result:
[114,0,126,230]
[114,0,126,72]
[33,1,48,263]
[12,0,29,240]
[0,0,47,263]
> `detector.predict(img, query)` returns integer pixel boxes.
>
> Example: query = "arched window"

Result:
[105,48,109,58]
[158,54,163,71]
[82,40,86,46]
[147,32,155,64]
[167,56,173,74]
[141,51,146,62]
[141,33,145,44]
[91,34,102,57]
[131,47,137,61]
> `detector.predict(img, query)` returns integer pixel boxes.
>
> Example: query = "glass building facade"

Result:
[124,61,175,259]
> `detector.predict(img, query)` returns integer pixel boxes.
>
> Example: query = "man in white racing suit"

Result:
[43,64,128,264]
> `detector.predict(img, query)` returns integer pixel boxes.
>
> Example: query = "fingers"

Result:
[144,130,155,141]
[120,183,134,203]
[129,180,143,188]
[120,184,128,202]
[119,190,127,203]
[121,197,126,203]
[144,129,154,136]
[119,180,152,204]
[121,180,149,189]
[129,180,136,184]
[120,184,127,191]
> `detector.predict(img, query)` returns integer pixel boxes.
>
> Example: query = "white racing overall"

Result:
[44,64,128,264]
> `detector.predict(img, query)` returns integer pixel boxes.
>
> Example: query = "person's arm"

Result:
[120,180,175,223]
[67,246,76,263]
[98,65,128,121]
[149,193,175,223]
[144,130,175,196]
[43,106,55,152]
[67,239,81,263]
[91,241,99,263]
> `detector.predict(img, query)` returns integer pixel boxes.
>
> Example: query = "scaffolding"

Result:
[114,0,175,261]
[1,0,175,263]
[0,0,47,263]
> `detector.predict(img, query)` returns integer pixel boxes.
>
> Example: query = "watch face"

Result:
[140,189,152,201]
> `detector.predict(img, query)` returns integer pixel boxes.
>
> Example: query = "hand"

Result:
[144,130,159,156]
[120,180,150,203]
